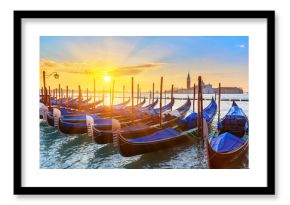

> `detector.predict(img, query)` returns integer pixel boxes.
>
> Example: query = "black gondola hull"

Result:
[118,133,200,157]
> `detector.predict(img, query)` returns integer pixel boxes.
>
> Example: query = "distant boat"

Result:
[117,98,217,157]
[205,101,249,169]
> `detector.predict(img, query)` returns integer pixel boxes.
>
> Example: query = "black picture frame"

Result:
[14,10,275,195]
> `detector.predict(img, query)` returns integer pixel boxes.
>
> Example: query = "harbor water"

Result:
[40,93,249,169]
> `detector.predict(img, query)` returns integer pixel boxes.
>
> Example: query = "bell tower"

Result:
[187,72,191,89]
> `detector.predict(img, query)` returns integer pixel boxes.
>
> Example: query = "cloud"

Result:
[40,58,166,76]
[239,44,245,48]
[109,63,166,76]
[40,59,57,68]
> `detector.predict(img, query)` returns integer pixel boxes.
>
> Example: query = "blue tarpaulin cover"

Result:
[210,132,245,153]
[149,99,174,115]
[62,114,101,121]
[218,104,248,132]
[179,112,198,129]
[128,128,180,143]
[179,98,217,129]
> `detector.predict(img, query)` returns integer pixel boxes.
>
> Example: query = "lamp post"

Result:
[42,71,60,105]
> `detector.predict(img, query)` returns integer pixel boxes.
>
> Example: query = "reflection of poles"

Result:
[159,77,163,128]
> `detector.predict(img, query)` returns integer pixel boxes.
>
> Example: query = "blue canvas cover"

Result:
[218,103,248,132]
[179,112,198,129]
[61,121,86,127]
[61,118,114,128]
[179,99,217,129]
[149,99,174,115]
[62,114,101,121]
[210,132,245,153]
[128,128,180,143]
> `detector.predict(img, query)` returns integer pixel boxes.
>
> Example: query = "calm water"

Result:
[40,93,249,169]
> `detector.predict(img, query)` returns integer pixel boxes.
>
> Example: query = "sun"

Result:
[104,75,111,83]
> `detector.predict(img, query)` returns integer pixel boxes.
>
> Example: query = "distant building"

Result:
[214,87,243,94]
[187,72,191,89]
[174,73,244,94]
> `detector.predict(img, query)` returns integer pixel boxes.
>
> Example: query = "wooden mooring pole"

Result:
[48,86,51,107]
[55,89,57,99]
[197,77,201,135]
[152,82,155,104]
[164,90,166,105]
[193,84,196,112]
[42,71,47,105]
[160,77,163,128]
[123,85,125,103]
[131,77,134,123]
[58,84,61,101]
[137,83,139,105]
[93,79,96,107]
[78,85,81,110]
[171,84,174,111]
[102,87,105,106]
[218,82,221,123]
[200,78,204,139]
[66,86,68,107]
[111,80,115,118]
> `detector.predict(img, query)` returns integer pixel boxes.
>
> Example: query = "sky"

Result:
[40,36,248,92]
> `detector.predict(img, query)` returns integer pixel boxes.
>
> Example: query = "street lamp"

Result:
[42,71,59,105]
[45,72,59,79]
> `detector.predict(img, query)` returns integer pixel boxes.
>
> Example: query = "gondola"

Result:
[139,98,158,111]
[45,98,131,126]
[57,99,174,134]
[93,98,190,144]
[116,98,217,157]
[205,101,249,169]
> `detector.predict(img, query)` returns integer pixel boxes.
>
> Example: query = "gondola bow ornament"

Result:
[86,115,94,139]
[53,108,61,127]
